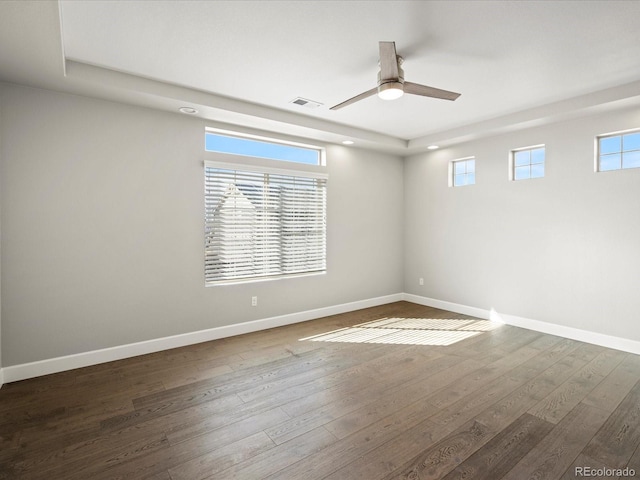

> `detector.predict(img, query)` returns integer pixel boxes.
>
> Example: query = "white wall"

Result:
[0,83,404,367]
[404,106,640,341]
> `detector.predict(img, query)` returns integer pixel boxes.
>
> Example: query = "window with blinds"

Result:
[205,162,327,284]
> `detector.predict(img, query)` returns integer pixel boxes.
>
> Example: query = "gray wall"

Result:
[404,107,640,341]
[4,79,639,371]
[0,83,404,366]
[0,96,3,377]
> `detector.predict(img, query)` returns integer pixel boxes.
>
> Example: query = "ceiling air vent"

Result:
[289,97,323,109]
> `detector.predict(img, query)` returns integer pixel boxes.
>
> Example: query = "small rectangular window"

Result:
[510,145,545,180]
[597,129,640,172]
[451,158,475,187]
[205,131,322,165]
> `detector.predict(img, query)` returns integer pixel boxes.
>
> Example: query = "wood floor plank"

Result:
[262,397,447,480]
[323,354,479,440]
[450,325,537,358]
[214,426,337,480]
[10,387,164,462]
[426,335,566,429]
[264,349,444,445]
[164,400,290,446]
[441,413,554,480]
[381,418,494,479]
[148,471,172,480]
[99,391,244,434]
[427,364,540,433]
[276,348,453,419]
[472,342,599,433]
[238,344,436,406]
[500,402,610,480]
[19,429,170,480]
[167,431,275,480]
[92,406,290,480]
[582,352,640,414]
[616,439,640,479]
[131,341,383,413]
[582,378,640,468]
[159,349,395,446]
[527,348,626,424]
[322,418,447,480]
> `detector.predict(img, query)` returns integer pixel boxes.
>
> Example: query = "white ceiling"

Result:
[2,1,640,154]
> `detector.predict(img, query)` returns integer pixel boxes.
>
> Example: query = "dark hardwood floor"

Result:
[2,301,640,479]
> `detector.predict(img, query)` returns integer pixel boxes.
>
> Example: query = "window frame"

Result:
[203,130,327,287]
[595,128,640,172]
[449,157,476,187]
[205,127,326,166]
[509,144,545,181]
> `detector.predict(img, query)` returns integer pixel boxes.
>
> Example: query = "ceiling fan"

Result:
[330,41,461,110]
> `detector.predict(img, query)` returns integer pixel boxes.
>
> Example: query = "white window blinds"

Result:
[205,162,327,284]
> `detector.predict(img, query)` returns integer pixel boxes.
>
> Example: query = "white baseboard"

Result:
[402,293,491,320]
[0,368,4,389]
[2,293,403,384]
[402,293,640,356]
[492,310,640,356]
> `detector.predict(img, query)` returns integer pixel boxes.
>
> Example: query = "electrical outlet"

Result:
[251,296,258,307]
[419,278,424,286]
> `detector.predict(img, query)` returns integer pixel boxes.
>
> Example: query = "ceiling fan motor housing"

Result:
[378,56,404,98]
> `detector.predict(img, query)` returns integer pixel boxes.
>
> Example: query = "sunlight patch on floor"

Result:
[299,317,501,346]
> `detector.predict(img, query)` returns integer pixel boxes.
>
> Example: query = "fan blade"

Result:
[404,81,461,101]
[330,87,378,110]
[379,41,399,80]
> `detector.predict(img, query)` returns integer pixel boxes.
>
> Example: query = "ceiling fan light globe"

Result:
[378,82,404,100]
